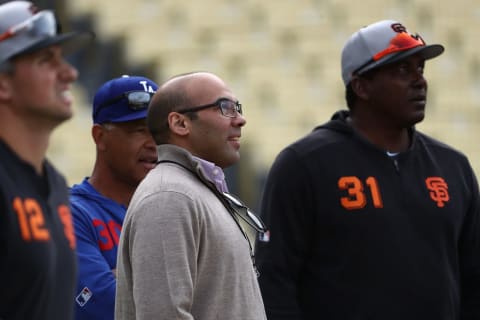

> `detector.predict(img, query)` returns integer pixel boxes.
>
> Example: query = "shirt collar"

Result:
[192,156,229,193]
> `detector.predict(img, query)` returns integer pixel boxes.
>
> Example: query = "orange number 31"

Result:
[338,176,383,210]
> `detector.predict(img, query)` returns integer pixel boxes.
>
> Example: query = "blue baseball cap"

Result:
[93,75,158,124]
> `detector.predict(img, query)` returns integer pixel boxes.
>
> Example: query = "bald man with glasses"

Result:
[115,71,267,320]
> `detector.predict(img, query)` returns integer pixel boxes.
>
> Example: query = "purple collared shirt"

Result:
[193,156,229,193]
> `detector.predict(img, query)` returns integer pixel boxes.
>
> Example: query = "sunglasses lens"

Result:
[127,91,152,109]
[223,192,266,232]
[223,192,241,205]
[246,209,265,231]
[0,11,56,43]
[373,32,425,61]
[29,11,56,37]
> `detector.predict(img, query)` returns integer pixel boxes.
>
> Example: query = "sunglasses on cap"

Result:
[373,32,425,62]
[94,91,154,119]
[0,11,56,43]
[177,98,243,118]
[353,31,427,77]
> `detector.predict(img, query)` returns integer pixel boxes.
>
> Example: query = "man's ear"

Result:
[350,76,370,100]
[92,124,107,151]
[168,112,190,136]
[0,74,13,101]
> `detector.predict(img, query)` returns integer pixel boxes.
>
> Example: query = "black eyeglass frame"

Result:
[94,91,154,119]
[177,98,242,118]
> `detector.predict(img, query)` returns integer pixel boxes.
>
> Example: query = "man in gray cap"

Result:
[257,20,480,319]
[0,1,93,319]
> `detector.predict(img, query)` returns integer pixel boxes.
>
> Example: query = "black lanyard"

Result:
[156,159,265,276]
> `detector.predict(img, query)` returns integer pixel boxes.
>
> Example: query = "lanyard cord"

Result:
[156,159,260,276]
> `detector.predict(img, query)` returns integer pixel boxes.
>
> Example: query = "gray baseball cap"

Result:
[341,20,444,86]
[0,1,94,65]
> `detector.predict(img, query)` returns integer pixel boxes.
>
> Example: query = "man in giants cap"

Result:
[256,20,480,319]
[0,1,93,319]
[71,75,158,320]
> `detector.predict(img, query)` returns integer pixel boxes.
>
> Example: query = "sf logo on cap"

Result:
[391,23,424,42]
[391,23,408,33]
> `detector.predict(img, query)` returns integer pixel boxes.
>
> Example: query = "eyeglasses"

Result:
[373,32,425,62]
[94,91,153,119]
[177,98,242,118]
[0,11,56,43]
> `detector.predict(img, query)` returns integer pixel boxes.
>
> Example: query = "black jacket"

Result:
[0,140,77,320]
[257,110,480,320]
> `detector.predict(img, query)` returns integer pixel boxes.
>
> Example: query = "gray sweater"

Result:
[115,144,266,320]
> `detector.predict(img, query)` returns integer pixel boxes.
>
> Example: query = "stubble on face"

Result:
[184,73,245,168]
[9,46,77,127]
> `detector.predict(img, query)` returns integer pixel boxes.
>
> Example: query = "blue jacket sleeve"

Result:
[72,202,116,320]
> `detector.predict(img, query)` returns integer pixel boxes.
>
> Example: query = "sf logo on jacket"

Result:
[338,176,449,210]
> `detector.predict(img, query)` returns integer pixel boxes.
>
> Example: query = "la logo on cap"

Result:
[139,80,155,93]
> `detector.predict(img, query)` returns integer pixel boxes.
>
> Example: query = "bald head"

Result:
[147,71,246,168]
[147,72,228,144]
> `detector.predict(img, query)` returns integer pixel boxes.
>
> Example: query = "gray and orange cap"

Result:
[341,20,444,86]
[0,0,94,65]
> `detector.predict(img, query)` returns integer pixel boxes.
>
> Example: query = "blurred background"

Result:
[17,0,480,210]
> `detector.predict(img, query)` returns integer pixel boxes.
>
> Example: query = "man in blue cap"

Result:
[0,1,93,319]
[71,75,159,320]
